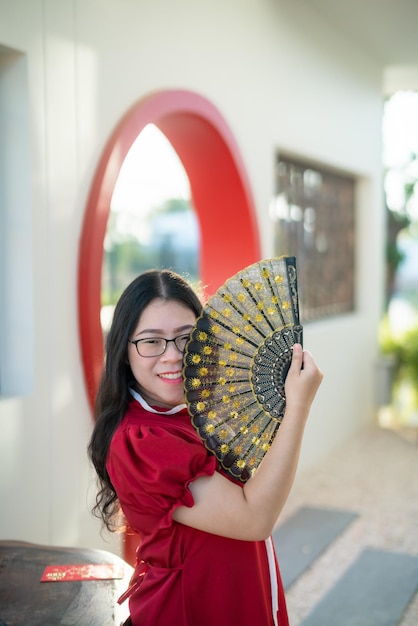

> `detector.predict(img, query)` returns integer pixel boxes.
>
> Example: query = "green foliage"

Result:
[102,238,159,306]
[379,317,418,390]
[102,197,199,307]
[154,198,192,215]
[401,326,418,389]
[386,240,405,270]
[379,316,400,357]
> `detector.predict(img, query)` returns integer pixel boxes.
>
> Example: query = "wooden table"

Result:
[0,540,133,626]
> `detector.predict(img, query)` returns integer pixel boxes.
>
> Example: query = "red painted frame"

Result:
[78,89,260,412]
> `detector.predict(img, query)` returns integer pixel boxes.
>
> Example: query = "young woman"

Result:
[88,269,323,626]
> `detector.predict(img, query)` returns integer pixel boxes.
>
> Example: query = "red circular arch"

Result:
[78,89,260,411]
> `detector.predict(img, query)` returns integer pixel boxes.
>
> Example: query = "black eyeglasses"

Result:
[128,334,190,358]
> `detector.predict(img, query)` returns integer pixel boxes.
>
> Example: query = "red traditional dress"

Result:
[106,391,289,626]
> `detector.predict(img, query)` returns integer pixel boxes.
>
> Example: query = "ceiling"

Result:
[307,0,418,66]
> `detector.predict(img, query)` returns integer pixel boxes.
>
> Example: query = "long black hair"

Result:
[88,269,202,531]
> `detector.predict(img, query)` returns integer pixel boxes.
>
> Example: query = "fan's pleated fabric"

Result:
[183,257,302,482]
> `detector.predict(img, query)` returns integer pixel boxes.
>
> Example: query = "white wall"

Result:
[0,0,385,555]
[384,65,418,94]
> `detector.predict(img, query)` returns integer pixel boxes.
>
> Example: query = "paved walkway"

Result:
[277,424,418,625]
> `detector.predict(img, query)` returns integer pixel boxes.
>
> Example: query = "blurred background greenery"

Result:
[380,91,418,432]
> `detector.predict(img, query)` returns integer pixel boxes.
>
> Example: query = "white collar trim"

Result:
[129,386,187,415]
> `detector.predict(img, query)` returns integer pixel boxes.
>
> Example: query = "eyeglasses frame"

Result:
[128,333,190,358]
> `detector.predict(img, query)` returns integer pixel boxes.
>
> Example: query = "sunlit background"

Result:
[383,91,418,333]
[380,90,418,430]
[101,124,199,332]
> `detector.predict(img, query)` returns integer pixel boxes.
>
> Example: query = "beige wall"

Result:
[0,0,385,554]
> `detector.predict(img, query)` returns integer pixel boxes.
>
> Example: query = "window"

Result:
[272,153,356,322]
[0,45,33,396]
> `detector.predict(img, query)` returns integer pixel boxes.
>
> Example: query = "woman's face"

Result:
[128,298,196,409]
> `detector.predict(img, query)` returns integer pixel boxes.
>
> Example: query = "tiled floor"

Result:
[276,424,418,625]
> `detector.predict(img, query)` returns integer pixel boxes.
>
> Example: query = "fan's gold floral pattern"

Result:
[183,256,302,483]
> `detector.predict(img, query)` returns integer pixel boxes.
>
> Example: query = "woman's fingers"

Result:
[289,343,304,372]
[285,343,323,411]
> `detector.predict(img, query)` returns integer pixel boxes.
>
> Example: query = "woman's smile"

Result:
[158,370,183,382]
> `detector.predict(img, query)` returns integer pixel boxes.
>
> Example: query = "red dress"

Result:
[106,394,289,626]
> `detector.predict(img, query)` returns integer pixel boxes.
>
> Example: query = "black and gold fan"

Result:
[183,256,303,482]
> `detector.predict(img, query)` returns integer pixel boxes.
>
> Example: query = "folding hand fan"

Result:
[183,256,303,482]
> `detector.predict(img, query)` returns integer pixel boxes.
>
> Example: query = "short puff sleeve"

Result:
[107,422,217,534]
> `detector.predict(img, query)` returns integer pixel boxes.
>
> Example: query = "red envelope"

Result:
[40,563,124,582]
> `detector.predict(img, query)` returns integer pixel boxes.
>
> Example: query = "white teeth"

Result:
[160,372,182,380]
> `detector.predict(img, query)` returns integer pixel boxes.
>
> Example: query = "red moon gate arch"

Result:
[78,89,260,412]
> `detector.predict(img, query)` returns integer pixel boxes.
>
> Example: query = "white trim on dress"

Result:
[129,386,186,415]
[265,536,279,626]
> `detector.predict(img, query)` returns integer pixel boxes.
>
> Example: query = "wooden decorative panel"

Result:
[272,154,355,322]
